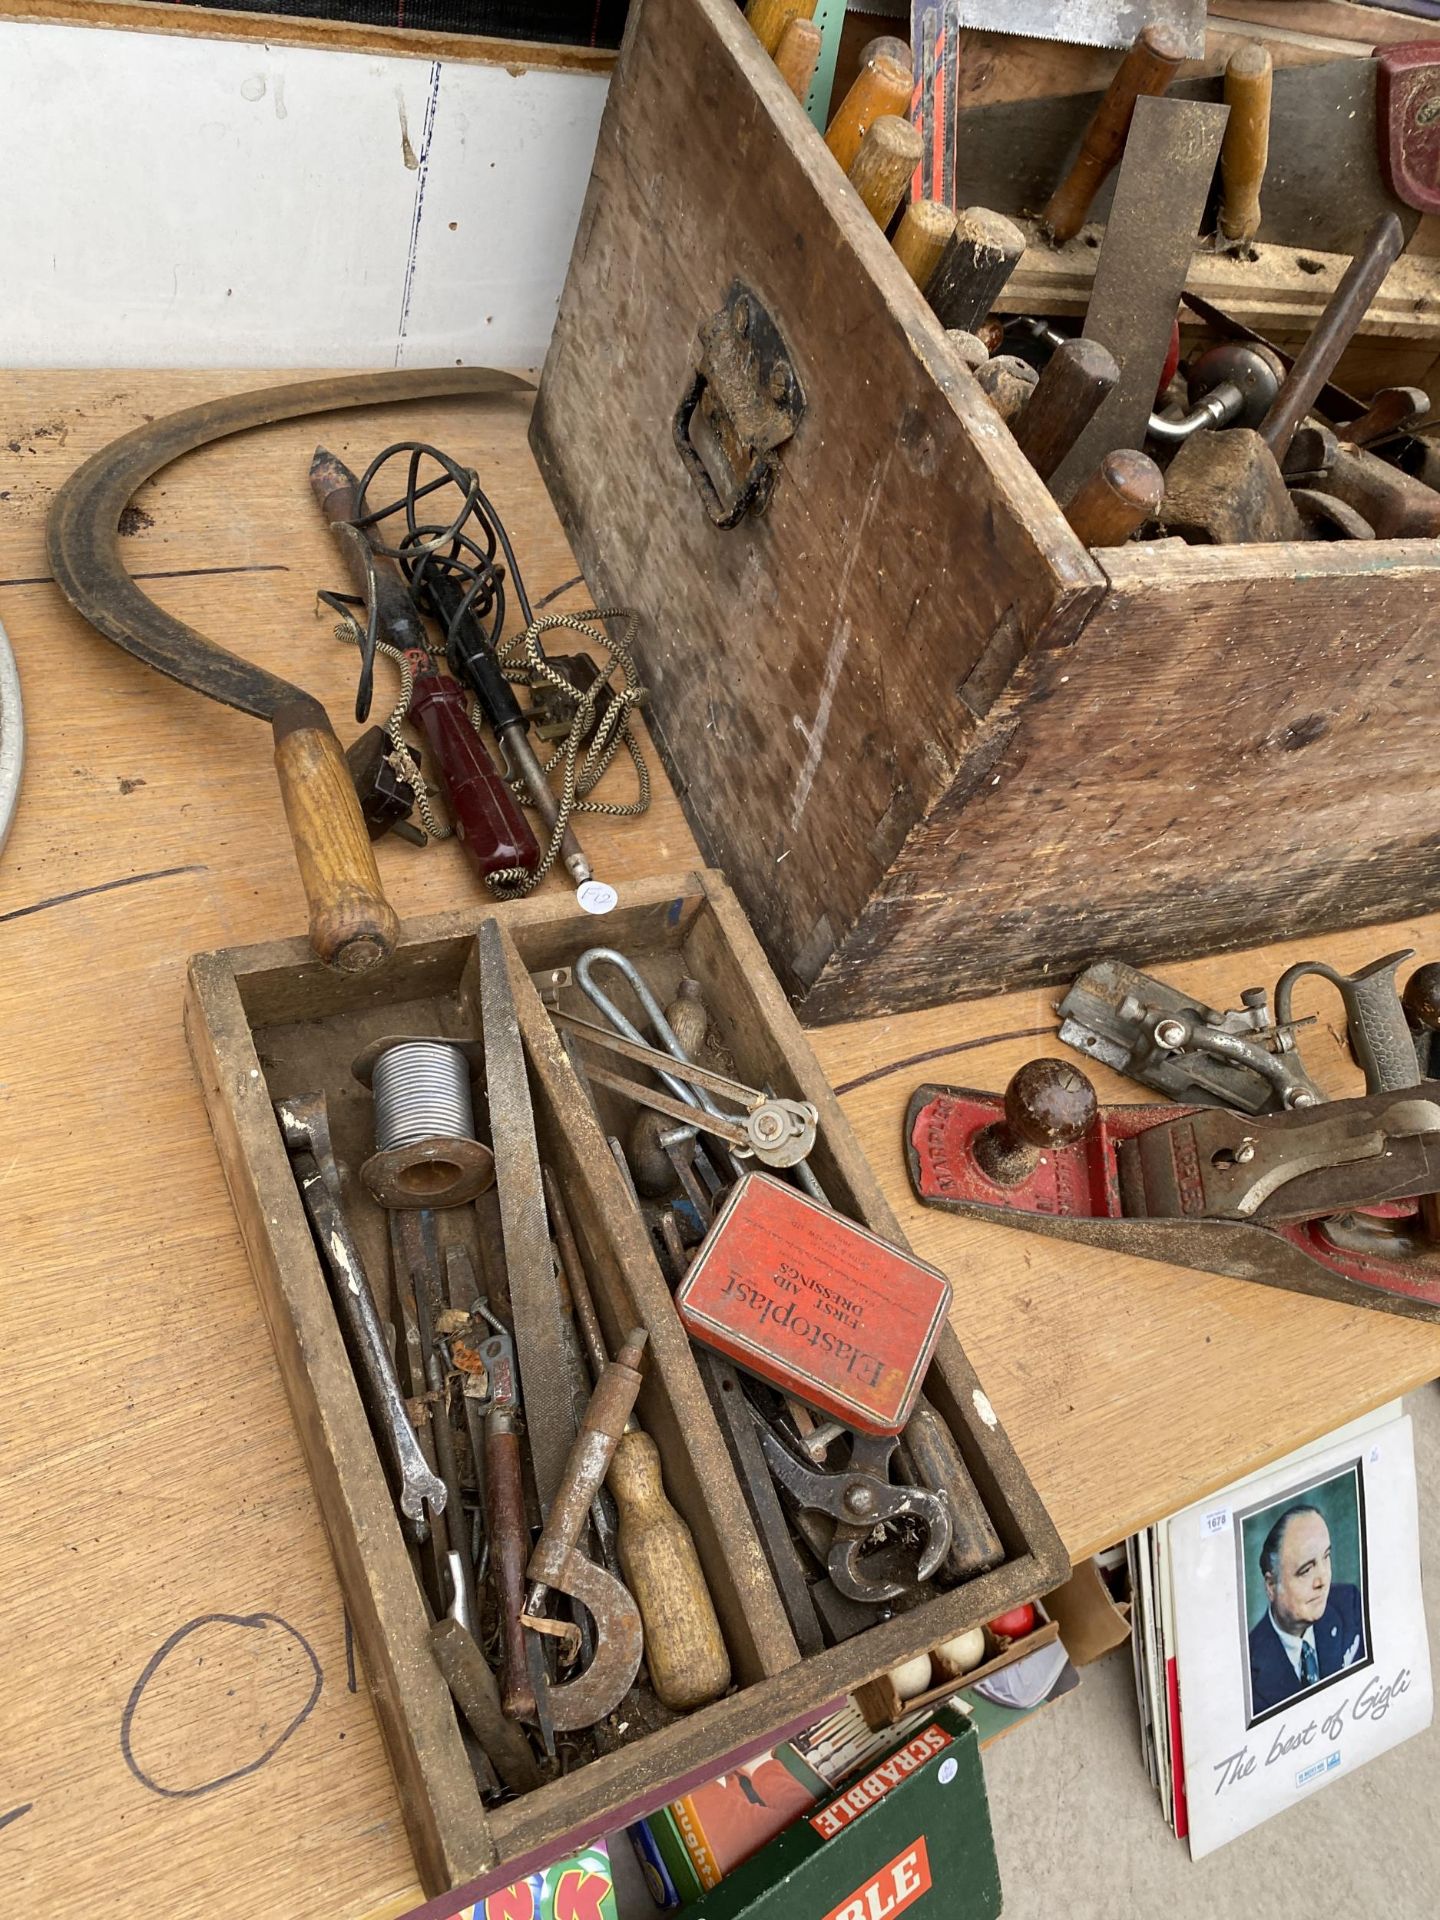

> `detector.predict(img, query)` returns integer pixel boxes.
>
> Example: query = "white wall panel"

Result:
[0,22,607,367]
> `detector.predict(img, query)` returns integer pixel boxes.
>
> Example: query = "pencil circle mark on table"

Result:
[119,1612,324,1799]
[833,1026,1056,1097]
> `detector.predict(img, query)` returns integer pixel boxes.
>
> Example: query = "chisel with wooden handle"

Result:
[849,114,924,227]
[1041,24,1187,244]
[774,17,822,100]
[1219,44,1272,248]
[826,51,913,174]
[892,199,956,290]
[1011,337,1120,481]
[1065,449,1164,546]
[745,0,813,57]
[927,207,1026,334]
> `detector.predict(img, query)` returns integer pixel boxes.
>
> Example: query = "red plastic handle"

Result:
[406,664,540,882]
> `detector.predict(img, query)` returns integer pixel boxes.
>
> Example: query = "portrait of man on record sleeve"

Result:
[1239,1462,1372,1726]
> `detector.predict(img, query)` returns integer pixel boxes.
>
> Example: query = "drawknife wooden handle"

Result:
[271,696,400,972]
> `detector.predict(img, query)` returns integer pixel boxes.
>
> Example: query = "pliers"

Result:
[753,1412,953,1602]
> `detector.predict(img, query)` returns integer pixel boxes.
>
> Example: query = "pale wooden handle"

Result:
[1220,45,1272,244]
[1065,448,1164,545]
[1042,25,1185,244]
[744,0,813,56]
[774,17,822,101]
[848,114,924,227]
[609,1430,731,1713]
[825,54,913,174]
[271,697,399,972]
[893,198,957,290]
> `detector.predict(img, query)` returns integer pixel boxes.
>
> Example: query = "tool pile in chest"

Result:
[532,0,1440,1024]
[185,871,1063,1902]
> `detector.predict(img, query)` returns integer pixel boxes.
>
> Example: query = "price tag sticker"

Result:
[1202,1506,1231,1537]
[576,879,618,915]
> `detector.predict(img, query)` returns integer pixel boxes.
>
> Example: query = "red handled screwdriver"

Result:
[310,447,539,885]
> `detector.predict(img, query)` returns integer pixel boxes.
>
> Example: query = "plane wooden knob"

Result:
[973,1059,1097,1187]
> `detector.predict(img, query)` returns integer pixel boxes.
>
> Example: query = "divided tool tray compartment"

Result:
[533,0,1440,1024]
[184,869,1064,1897]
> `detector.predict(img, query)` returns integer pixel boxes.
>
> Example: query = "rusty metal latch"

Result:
[674,281,805,529]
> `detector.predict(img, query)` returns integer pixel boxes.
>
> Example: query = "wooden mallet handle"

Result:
[270,695,399,972]
[1011,336,1119,481]
[1220,44,1272,247]
[1041,25,1186,244]
[1065,448,1164,546]
[849,114,924,227]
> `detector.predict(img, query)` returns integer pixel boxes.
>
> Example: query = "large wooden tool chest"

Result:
[532,0,1440,1024]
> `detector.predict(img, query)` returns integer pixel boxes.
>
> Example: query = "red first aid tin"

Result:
[674,1173,952,1435]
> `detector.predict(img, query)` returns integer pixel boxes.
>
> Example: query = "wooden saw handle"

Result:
[1041,25,1185,244]
[270,696,399,973]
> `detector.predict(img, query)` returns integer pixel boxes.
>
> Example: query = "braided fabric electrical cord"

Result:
[325,439,651,897]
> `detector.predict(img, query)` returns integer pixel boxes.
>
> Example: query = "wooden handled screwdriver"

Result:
[545,1170,731,1713]
[1041,25,1186,244]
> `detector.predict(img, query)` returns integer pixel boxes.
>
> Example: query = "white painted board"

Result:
[0,22,608,368]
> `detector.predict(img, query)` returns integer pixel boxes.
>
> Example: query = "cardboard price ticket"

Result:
[674,1174,952,1435]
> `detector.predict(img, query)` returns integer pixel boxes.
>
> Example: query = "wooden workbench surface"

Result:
[4,371,1438,1919]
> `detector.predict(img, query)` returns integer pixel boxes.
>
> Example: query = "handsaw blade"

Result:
[1050,94,1231,502]
[477,917,578,1519]
[46,367,533,721]
[954,0,1204,58]
[954,60,1420,254]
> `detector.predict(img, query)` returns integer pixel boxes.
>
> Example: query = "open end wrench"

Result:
[276,1093,446,1526]
[754,1416,952,1602]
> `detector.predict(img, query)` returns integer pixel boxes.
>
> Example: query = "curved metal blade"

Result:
[46,366,534,720]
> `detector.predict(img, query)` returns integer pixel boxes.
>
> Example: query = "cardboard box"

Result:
[684,1708,999,1920]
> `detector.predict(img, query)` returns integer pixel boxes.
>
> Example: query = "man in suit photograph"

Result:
[1249,1504,1366,1718]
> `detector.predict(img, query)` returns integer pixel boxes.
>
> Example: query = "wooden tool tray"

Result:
[532,0,1440,1026]
[184,869,1064,1900]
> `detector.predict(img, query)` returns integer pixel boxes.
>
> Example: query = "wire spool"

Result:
[353,1035,494,1209]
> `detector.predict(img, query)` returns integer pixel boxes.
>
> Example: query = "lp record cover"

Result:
[1170,1414,1431,1858]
